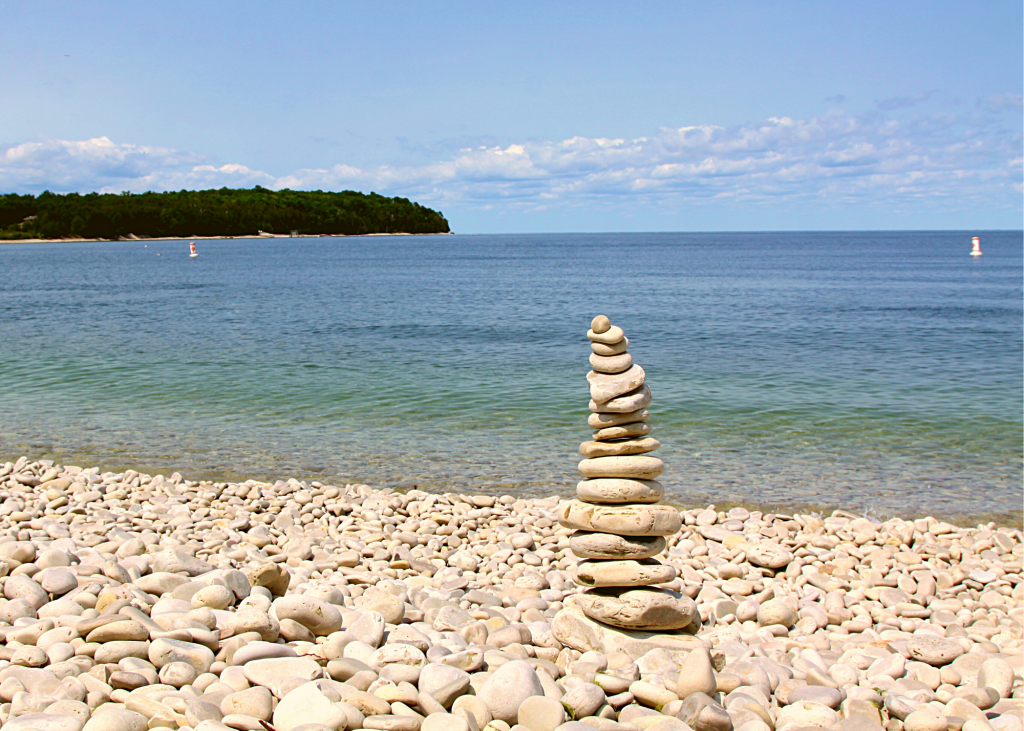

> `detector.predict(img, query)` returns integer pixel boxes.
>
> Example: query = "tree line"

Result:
[0,187,451,240]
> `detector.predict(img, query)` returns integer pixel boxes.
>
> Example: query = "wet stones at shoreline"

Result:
[0,455,1017,731]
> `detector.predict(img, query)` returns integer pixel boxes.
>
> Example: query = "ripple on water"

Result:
[0,231,1020,524]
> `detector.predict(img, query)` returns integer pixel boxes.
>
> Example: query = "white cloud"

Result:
[0,137,203,192]
[1,105,1020,217]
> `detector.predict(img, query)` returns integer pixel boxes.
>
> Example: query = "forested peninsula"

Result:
[0,187,451,240]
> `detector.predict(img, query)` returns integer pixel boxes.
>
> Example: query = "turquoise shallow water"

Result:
[0,231,1021,524]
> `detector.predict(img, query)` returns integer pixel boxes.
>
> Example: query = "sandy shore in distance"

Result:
[0,456,1019,731]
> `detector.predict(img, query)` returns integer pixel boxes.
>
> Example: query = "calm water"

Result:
[1,231,1021,524]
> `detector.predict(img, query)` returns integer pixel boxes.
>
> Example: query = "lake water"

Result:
[1,231,1020,524]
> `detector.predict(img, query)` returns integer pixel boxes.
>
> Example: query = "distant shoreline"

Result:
[0,231,456,244]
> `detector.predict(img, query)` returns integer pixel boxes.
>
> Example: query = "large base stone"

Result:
[551,606,706,660]
[575,586,697,630]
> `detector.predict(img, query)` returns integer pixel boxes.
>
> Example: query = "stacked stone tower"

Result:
[559,315,695,631]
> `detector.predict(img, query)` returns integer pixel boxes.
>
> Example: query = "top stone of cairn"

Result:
[558,315,697,631]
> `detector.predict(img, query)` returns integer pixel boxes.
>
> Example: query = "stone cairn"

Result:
[559,315,697,632]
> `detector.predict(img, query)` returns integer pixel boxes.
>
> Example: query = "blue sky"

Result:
[1,1,1021,232]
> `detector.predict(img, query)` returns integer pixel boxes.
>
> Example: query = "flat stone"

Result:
[743,543,794,569]
[787,686,843,709]
[579,438,660,459]
[432,605,475,632]
[559,501,680,536]
[575,587,697,630]
[36,569,78,596]
[575,559,677,587]
[94,641,151,664]
[587,326,625,345]
[590,352,632,374]
[110,670,148,690]
[953,686,999,710]
[151,549,214,577]
[907,636,964,666]
[593,422,651,441]
[5,575,48,609]
[367,643,427,672]
[588,365,646,404]
[578,456,664,480]
[591,337,629,356]
[273,595,343,636]
[634,679,680,711]
[243,657,322,689]
[232,641,297,665]
[149,638,215,674]
[589,384,651,413]
[570,531,667,560]
[135,573,192,596]
[363,715,419,731]
[576,479,664,504]
[588,409,649,429]
[87,620,149,643]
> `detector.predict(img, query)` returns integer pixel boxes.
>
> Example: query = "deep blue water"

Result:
[1,231,1021,523]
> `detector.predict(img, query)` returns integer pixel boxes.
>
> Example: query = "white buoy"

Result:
[189,241,199,258]
[970,237,982,257]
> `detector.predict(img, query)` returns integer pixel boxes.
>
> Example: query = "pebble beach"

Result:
[0,457,1020,731]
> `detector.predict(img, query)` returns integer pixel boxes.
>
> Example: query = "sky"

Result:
[1,1,1021,233]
